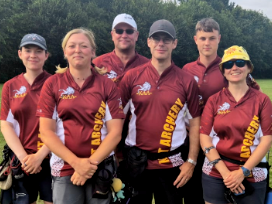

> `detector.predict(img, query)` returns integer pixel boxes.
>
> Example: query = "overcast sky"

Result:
[230,0,272,19]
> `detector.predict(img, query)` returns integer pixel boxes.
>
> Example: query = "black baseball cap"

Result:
[149,19,176,39]
[19,33,47,50]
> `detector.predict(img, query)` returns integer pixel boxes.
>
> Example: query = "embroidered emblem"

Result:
[217,102,231,115]
[118,98,123,109]
[27,34,43,41]
[107,70,118,82]
[13,86,27,98]
[194,76,199,83]
[59,86,77,99]
[137,82,152,95]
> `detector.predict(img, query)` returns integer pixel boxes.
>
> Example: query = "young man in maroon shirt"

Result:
[119,19,200,204]
[181,17,222,204]
[93,13,148,85]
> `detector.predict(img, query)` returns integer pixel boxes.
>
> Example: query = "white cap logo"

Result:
[112,13,137,30]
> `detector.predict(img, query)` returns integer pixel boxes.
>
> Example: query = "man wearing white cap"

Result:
[119,19,200,204]
[93,14,148,162]
[93,13,148,85]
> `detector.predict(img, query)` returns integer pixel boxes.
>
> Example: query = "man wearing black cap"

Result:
[119,19,200,204]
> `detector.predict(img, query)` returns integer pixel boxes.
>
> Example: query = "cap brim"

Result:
[149,30,175,39]
[19,42,47,50]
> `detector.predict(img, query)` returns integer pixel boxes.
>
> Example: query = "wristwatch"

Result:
[187,158,197,166]
[241,166,250,177]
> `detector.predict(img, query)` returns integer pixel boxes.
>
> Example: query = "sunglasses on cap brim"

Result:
[114,29,135,35]
[222,59,247,69]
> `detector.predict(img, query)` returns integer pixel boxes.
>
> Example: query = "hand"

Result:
[173,161,195,188]
[22,154,43,174]
[223,169,244,190]
[231,184,245,195]
[71,171,87,186]
[73,158,98,179]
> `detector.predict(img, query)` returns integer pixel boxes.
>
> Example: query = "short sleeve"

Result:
[104,80,125,121]
[36,77,57,119]
[259,95,272,136]
[118,71,132,114]
[200,96,216,135]
[186,77,201,118]
[0,82,10,120]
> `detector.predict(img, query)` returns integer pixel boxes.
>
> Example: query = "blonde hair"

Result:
[94,66,108,75]
[56,28,97,74]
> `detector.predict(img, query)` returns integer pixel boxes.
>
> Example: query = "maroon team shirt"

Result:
[200,87,272,182]
[93,50,149,86]
[183,56,260,111]
[119,61,200,169]
[36,68,125,177]
[1,71,51,154]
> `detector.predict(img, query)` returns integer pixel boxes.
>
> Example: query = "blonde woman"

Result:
[37,28,124,204]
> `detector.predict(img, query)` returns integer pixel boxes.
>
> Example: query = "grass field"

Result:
[0,80,272,203]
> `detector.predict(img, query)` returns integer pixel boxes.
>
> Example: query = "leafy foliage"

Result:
[1,0,272,82]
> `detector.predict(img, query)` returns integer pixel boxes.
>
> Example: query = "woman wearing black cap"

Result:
[0,34,52,204]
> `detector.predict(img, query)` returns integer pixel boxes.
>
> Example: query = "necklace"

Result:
[76,77,85,80]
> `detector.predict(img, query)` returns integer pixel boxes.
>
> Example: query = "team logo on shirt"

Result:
[118,98,123,110]
[217,102,231,115]
[59,86,77,99]
[136,82,152,95]
[13,86,27,98]
[107,70,118,82]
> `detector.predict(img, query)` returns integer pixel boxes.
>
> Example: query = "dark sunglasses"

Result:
[222,59,247,69]
[114,29,135,35]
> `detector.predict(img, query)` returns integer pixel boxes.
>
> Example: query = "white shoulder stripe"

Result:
[104,102,112,121]
[6,109,20,137]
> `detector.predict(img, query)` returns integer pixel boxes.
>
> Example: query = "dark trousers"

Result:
[128,167,184,204]
[181,144,205,204]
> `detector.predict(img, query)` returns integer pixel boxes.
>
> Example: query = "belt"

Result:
[147,145,183,160]
[219,154,269,168]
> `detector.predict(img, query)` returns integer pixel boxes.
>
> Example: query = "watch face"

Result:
[242,167,250,176]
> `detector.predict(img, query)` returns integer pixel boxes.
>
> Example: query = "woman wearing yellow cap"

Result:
[199,45,272,204]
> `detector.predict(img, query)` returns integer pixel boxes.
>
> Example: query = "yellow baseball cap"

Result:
[219,45,254,72]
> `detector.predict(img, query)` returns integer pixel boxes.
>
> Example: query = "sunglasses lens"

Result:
[223,60,246,69]
[223,61,234,69]
[115,29,124,34]
[115,29,134,35]
[235,60,246,67]
[126,29,134,35]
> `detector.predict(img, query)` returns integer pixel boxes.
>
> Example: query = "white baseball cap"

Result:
[112,13,137,30]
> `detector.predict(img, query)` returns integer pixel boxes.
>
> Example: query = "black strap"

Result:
[147,145,183,160]
[219,154,269,168]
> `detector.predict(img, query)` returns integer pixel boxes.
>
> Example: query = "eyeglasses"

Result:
[150,36,173,44]
[114,29,135,35]
[222,59,247,69]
